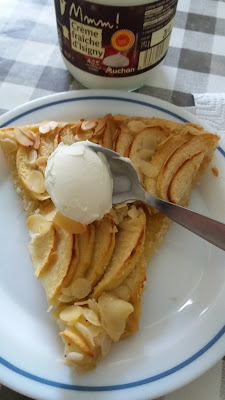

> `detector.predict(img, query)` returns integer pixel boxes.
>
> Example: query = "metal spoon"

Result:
[88,143,225,252]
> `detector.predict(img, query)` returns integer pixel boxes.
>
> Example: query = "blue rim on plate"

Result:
[1,95,225,392]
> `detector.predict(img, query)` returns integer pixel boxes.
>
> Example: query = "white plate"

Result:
[0,90,225,400]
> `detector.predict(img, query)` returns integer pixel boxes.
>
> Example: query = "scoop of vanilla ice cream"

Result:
[45,141,113,224]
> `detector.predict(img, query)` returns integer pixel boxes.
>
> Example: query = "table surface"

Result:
[0,0,224,399]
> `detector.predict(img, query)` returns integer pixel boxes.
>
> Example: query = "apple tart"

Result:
[0,115,219,371]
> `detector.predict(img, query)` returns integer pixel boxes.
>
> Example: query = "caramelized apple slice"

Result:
[113,255,146,305]
[40,227,73,303]
[67,224,95,281]
[145,134,191,196]
[0,138,18,153]
[61,235,79,290]
[157,134,219,200]
[122,300,142,338]
[62,278,92,301]
[114,131,133,156]
[128,128,169,179]
[60,225,96,300]
[113,255,146,338]
[169,152,204,205]
[28,227,56,278]
[86,216,116,289]
[111,259,144,338]
[92,210,146,298]
[53,212,86,234]
[102,118,116,149]
[129,127,168,158]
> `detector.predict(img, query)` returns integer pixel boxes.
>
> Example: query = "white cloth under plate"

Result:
[193,93,225,147]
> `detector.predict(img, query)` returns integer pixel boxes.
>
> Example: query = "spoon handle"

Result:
[144,192,225,251]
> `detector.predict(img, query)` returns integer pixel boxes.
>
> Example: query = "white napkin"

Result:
[193,93,225,148]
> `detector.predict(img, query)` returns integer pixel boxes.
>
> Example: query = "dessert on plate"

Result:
[0,114,219,371]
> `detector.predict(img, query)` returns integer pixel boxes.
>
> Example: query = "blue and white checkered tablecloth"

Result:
[0,0,225,116]
[0,0,224,399]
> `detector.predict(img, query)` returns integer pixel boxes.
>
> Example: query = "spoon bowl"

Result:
[88,142,225,252]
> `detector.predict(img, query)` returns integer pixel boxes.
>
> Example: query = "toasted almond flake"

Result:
[98,293,134,342]
[1,129,15,141]
[0,138,18,153]
[28,149,38,163]
[109,225,118,233]
[38,165,46,175]
[128,206,139,219]
[60,305,83,322]
[114,203,127,210]
[39,221,52,235]
[75,132,93,141]
[27,214,52,234]
[81,120,97,131]
[74,300,89,306]
[66,352,84,362]
[109,209,119,225]
[39,121,58,134]
[69,123,81,133]
[47,305,53,313]
[61,286,72,296]
[88,325,103,338]
[45,209,57,221]
[82,307,101,326]
[119,216,141,232]
[21,127,35,140]
[75,322,95,349]
[93,127,104,137]
[87,299,100,316]
[34,133,41,150]
[127,120,146,133]
[26,170,46,194]
[138,159,154,177]
[36,156,48,167]
[58,294,75,303]
[100,333,112,356]
[212,166,219,177]
[14,127,34,147]
[138,148,153,161]
[95,117,108,133]
[70,278,91,299]
[93,129,104,137]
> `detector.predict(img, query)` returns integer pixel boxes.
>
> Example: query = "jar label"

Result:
[55,0,178,78]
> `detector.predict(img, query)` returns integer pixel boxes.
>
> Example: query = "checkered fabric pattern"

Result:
[0,0,225,117]
[0,0,225,399]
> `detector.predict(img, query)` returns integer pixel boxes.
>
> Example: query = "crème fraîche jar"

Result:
[54,0,178,90]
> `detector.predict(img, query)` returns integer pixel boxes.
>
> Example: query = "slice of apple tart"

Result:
[0,114,219,371]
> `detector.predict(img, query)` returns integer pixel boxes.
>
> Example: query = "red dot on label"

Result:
[115,35,130,47]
